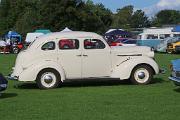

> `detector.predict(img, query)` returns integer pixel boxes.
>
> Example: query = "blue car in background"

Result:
[0,73,8,95]
[169,59,180,86]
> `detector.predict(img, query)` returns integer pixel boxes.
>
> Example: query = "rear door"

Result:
[57,39,82,79]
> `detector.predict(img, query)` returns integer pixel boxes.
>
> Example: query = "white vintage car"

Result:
[9,31,159,89]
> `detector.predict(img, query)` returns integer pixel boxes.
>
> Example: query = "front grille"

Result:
[173,71,180,78]
[176,72,180,77]
[167,43,173,48]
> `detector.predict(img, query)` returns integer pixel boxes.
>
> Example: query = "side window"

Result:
[41,41,55,50]
[84,39,105,49]
[59,39,79,50]
[147,34,158,39]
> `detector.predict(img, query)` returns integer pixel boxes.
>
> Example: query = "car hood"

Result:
[111,46,154,58]
[172,59,180,71]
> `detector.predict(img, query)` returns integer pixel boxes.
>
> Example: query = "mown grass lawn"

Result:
[0,53,180,120]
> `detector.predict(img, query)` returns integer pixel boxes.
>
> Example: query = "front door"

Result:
[58,39,82,79]
[82,39,111,78]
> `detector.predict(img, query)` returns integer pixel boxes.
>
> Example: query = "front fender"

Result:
[111,57,159,80]
[18,61,66,82]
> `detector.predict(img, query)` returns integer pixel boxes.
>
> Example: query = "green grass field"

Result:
[0,53,180,120]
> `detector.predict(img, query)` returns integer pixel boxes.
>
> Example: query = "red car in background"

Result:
[108,38,128,46]
[107,38,137,47]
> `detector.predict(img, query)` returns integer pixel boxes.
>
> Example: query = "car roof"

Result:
[38,31,103,41]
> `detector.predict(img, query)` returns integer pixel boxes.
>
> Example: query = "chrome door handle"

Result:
[83,54,88,57]
[76,55,82,57]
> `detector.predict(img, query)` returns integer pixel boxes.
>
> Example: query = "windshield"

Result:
[22,39,36,50]
[28,40,36,48]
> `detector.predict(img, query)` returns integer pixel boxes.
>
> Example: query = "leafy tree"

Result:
[111,5,133,29]
[0,0,111,35]
[131,10,150,28]
[152,10,180,26]
[0,0,11,35]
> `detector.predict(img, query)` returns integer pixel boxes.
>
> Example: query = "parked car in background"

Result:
[167,41,180,53]
[121,39,137,46]
[0,73,8,94]
[156,37,180,52]
[175,45,180,53]
[108,39,137,47]
[10,38,24,54]
[137,26,180,49]
[107,38,129,46]
[5,31,23,54]
[169,59,180,86]
[9,31,160,89]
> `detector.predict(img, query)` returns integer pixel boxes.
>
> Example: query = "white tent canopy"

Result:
[105,29,124,34]
[25,33,44,43]
[61,27,72,32]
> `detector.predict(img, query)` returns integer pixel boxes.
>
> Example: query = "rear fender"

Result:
[19,61,66,82]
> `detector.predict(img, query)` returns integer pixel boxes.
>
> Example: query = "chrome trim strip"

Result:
[169,76,180,82]
[117,54,142,57]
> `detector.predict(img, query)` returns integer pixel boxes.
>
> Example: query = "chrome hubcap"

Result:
[138,72,146,79]
[41,72,56,88]
[44,75,53,84]
[134,68,149,83]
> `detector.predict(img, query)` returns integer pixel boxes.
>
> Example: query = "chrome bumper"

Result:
[169,76,180,83]
[6,75,19,81]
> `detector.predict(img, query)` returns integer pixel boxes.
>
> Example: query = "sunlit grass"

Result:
[0,53,180,120]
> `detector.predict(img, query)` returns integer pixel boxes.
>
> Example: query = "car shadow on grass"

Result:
[14,78,166,89]
[62,77,165,88]
[15,79,130,89]
[0,93,17,99]
[62,79,131,88]
[14,82,39,89]
[173,87,180,93]
[151,77,167,84]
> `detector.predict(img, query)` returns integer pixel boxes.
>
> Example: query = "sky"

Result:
[92,0,180,16]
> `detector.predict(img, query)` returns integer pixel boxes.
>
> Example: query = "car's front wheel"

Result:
[167,49,173,54]
[36,69,61,89]
[130,65,153,85]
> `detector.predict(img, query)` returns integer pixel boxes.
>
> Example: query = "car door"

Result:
[82,39,111,78]
[37,41,57,63]
[58,39,82,79]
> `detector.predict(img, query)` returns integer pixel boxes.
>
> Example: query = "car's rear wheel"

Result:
[130,65,153,85]
[167,49,173,54]
[36,69,61,89]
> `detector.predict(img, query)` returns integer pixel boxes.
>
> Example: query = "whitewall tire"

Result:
[130,65,153,85]
[36,69,61,89]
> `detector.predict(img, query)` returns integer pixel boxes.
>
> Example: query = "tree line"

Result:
[0,0,180,36]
